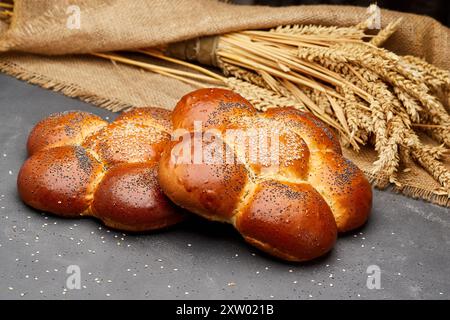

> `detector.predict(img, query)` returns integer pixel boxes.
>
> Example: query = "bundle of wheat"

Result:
[204,21,450,190]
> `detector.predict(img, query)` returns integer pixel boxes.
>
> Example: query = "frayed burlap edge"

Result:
[0,59,133,112]
[366,173,450,207]
[0,59,449,208]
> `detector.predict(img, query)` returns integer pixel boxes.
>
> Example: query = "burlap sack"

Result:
[0,0,449,206]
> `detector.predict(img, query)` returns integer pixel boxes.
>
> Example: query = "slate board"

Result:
[0,73,449,299]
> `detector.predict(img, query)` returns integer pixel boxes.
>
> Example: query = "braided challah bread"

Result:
[18,108,185,232]
[158,88,372,261]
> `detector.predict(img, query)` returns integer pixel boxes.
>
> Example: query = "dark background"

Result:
[234,0,450,27]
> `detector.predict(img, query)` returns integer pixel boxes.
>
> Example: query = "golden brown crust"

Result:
[82,107,171,166]
[172,88,256,131]
[82,121,169,166]
[235,181,337,262]
[92,162,185,232]
[159,137,249,222]
[18,107,185,232]
[115,107,172,130]
[307,151,372,232]
[264,107,342,154]
[27,111,107,156]
[159,88,372,262]
[17,146,105,216]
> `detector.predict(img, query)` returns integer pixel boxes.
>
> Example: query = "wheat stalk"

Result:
[0,1,12,20]
[369,18,402,47]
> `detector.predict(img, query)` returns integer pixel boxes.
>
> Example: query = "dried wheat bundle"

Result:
[157,20,450,192]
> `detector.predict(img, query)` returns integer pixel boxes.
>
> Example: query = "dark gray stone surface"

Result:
[0,73,449,300]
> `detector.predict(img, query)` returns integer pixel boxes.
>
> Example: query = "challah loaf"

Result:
[18,108,185,232]
[158,88,372,261]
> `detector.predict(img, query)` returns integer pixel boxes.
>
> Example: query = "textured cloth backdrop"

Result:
[0,0,449,206]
